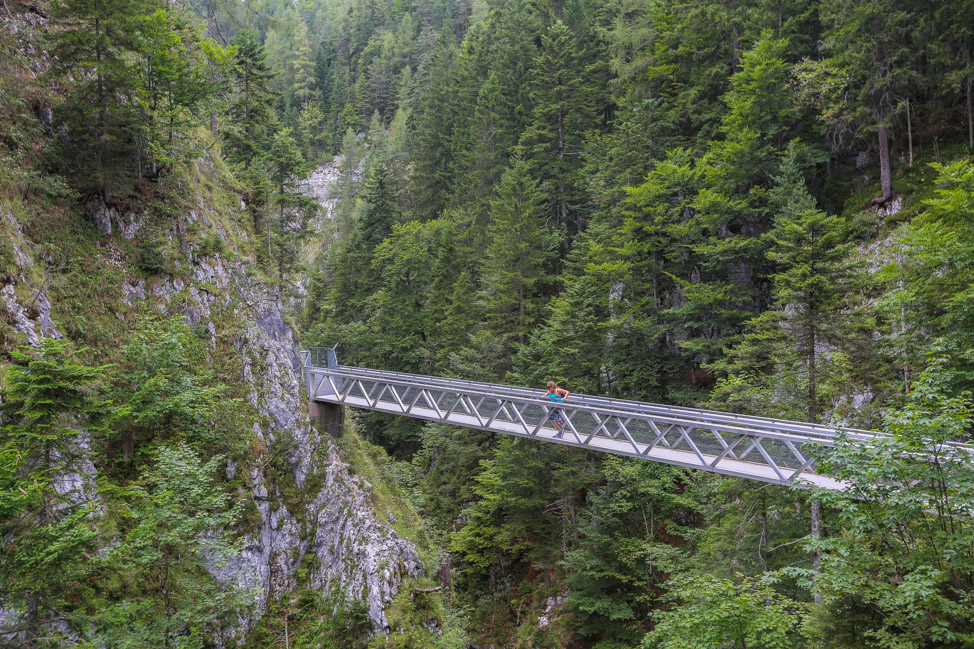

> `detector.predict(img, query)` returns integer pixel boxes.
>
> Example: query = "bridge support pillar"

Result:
[309,400,344,437]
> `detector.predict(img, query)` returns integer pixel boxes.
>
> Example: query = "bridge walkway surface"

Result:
[301,349,972,491]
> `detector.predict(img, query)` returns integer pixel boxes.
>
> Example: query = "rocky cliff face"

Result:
[5,169,422,641]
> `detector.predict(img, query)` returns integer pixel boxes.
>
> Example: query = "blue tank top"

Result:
[548,391,564,404]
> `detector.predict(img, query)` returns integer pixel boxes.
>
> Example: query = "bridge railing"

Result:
[305,363,854,488]
[300,355,974,490]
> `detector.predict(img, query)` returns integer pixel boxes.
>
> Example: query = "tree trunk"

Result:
[811,498,822,604]
[808,324,822,602]
[906,98,913,167]
[808,326,817,423]
[968,73,973,150]
[122,430,134,463]
[877,122,892,202]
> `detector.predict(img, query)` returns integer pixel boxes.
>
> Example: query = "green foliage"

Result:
[709,144,853,421]
[9,0,974,646]
[882,161,974,387]
[801,358,974,648]
[133,8,228,169]
[109,316,241,469]
[481,158,553,350]
[291,592,372,649]
[51,0,158,198]
[565,458,694,646]
[518,19,599,234]
[93,443,254,647]
[135,234,170,273]
[0,340,105,646]
[642,574,806,649]
[52,0,224,198]
[266,127,318,277]
[369,578,469,649]
[223,29,278,167]
[324,162,402,336]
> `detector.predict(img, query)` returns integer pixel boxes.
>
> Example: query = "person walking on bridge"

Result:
[544,381,571,438]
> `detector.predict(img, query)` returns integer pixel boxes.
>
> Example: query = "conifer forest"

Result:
[2,0,974,645]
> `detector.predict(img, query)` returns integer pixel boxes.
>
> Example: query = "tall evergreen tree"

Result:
[224,29,277,166]
[291,21,317,105]
[801,0,919,202]
[709,145,852,422]
[408,27,458,220]
[519,20,599,234]
[606,149,706,399]
[134,8,224,172]
[0,341,106,645]
[267,128,316,277]
[52,0,162,199]
[481,159,551,350]
[328,162,400,324]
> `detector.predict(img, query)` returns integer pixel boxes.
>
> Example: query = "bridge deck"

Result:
[302,359,972,490]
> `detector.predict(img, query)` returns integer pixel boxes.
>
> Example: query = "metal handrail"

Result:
[314,364,881,441]
[300,351,974,488]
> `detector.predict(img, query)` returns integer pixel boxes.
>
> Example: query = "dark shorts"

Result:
[548,409,565,426]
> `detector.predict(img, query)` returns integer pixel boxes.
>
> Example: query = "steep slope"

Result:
[0,67,422,645]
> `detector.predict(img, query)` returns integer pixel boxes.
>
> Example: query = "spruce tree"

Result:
[267,128,315,277]
[709,145,852,422]
[52,0,162,199]
[519,20,599,234]
[134,8,223,172]
[0,341,106,645]
[291,20,317,106]
[608,148,706,399]
[482,159,551,350]
[328,162,400,324]
[408,27,458,220]
[803,0,919,202]
[225,29,278,167]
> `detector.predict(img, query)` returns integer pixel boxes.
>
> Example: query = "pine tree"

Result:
[800,0,919,202]
[639,0,749,146]
[445,25,496,220]
[883,160,974,387]
[52,0,162,199]
[267,127,315,277]
[481,159,551,350]
[291,20,317,105]
[510,230,613,394]
[225,29,278,167]
[110,316,230,465]
[0,340,106,645]
[408,27,459,220]
[675,35,811,383]
[932,0,974,150]
[709,145,852,422]
[606,148,706,399]
[519,20,599,234]
[328,162,400,324]
[134,8,224,172]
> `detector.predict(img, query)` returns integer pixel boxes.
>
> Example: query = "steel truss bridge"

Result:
[301,349,969,491]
